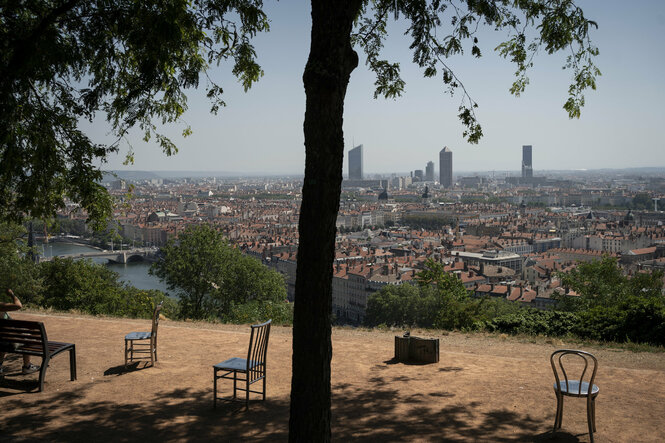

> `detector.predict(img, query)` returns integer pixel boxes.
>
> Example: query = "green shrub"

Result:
[37,257,174,318]
[479,309,580,337]
[575,298,665,346]
[223,300,293,325]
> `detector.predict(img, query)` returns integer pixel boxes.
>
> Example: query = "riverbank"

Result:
[2,311,665,442]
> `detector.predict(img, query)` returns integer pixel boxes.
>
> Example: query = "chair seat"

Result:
[213,357,260,371]
[554,380,599,396]
[125,331,152,341]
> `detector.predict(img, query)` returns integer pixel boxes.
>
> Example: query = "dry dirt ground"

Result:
[2,311,665,442]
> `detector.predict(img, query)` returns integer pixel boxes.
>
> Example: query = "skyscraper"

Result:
[522,145,533,178]
[348,144,363,180]
[425,161,434,181]
[439,147,453,188]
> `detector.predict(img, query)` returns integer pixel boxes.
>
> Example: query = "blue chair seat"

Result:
[125,331,152,340]
[555,380,599,396]
[214,357,260,371]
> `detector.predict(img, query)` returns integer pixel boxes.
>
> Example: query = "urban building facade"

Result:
[522,145,533,178]
[425,161,434,181]
[348,144,363,180]
[439,146,453,188]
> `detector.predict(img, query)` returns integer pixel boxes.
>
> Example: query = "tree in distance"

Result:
[365,259,477,329]
[150,224,286,320]
[557,256,663,312]
[0,222,42,301]
[1,1,599,440]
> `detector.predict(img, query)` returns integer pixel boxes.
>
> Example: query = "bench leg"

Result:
[213,368,218,408]
[233,371,237,399]
[69,346,77,381]
[37,356,49,392]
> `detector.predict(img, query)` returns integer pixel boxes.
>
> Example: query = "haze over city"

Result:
[86,0,665,175]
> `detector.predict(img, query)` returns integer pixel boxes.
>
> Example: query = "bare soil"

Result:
[2,311,664,442]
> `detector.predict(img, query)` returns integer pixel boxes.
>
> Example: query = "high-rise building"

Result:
[348,144,363,180]
[414,170,424,181]
[522,145,533,178]
[439,147,453,188]
[425,161,434,181]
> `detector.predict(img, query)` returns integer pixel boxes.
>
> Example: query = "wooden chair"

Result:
[124,302,162,367]
[213,319,271,408]
[550,349,599,442]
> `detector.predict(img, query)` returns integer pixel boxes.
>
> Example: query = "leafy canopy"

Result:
[0,0,268,227]
[354,0,600,142]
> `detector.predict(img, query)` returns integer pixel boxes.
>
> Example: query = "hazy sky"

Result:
[94,0,665,175]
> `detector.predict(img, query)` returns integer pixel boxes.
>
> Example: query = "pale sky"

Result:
[93,0,665,175]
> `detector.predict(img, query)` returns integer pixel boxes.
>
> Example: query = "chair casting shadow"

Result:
[550,349,599,442]
[124,302,163,367]
[213,319,271,409]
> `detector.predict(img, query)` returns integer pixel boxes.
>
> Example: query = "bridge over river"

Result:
[37,247,159,264]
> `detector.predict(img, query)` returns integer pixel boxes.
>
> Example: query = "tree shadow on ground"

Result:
[330,381,557,442]
[1,384,289,442]
[1,373,587,442]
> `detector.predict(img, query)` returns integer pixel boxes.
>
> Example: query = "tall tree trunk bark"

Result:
[289,1,362,441]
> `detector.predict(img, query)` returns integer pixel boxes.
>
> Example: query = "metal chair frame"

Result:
[550,349,599,442]
[213,319,271,408]
[124,302,162,367]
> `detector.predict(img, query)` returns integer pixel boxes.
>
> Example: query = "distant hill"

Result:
[101,171,162,182]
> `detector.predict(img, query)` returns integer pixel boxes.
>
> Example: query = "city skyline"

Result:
[88,1,665,174]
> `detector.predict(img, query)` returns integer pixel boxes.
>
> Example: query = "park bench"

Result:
[0,318,77,392]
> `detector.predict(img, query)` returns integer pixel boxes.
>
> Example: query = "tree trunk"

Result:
[289,1,361,441]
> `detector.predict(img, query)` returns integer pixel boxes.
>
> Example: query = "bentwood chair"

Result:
[124,302,162,367]
[213,319,271,408]
[550,349,599,442]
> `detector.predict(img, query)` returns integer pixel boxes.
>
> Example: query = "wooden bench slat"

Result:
[0,332,43,340]
[0,330,42,337]
[0,318,77,392]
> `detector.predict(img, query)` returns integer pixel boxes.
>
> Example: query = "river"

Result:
[37,241,171,294]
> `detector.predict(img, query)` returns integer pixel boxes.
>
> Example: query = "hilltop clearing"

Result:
[1,312,664,442]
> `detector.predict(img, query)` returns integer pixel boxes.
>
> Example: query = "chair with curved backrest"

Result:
[550,349,599,442]
[124,302,163,367]
[213,319,271,408]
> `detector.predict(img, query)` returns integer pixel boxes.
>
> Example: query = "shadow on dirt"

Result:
[103,362,150,376]
[0,372,582,442]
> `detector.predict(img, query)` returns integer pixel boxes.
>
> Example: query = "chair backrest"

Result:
[246,319,271,382]
[151,302,163,338]
[550,349,598,396]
